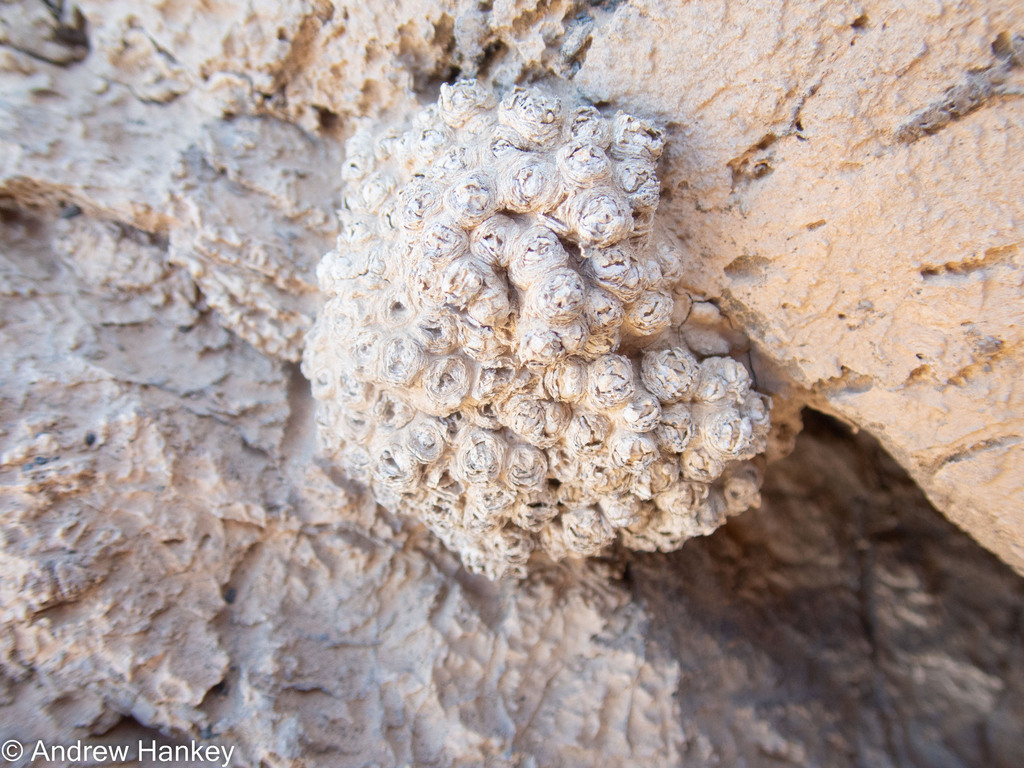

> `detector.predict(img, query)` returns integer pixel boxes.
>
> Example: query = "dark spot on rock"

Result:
[315,106,339,132]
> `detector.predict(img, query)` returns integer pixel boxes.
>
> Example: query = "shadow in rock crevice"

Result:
[627,409,1024,768]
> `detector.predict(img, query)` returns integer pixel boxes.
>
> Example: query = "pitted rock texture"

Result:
[1,0,1019,573]
[1,210,1021,766]
[1,0,1022,572]
[1,0,1024,764]
[571,1,1024,574]
[303,81,770,578]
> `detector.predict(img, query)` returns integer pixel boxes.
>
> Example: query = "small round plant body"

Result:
[303,80,772,579]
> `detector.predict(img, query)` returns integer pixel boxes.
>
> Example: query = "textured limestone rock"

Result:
[1,209,1021,764]
[303,80,771,578]
[1,0,1024,764]
[1,0,1019,573]
[571,0,1024,574]
[0,211,289,738]
[167,117,339,361]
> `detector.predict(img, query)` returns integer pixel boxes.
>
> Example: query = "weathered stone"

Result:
[1,0,1023,763]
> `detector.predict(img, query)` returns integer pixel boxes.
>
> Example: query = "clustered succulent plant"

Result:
[303,80,771,578]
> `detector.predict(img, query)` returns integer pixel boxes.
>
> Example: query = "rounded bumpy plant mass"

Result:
[303,80,771,579]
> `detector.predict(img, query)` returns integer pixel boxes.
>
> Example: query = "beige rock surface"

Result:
[1,210,1022,763]
[2,0,1020,570]
[1,0,1024,764]
[573,1,1024,573]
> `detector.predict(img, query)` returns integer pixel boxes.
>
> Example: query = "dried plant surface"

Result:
[303,81,771,578]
